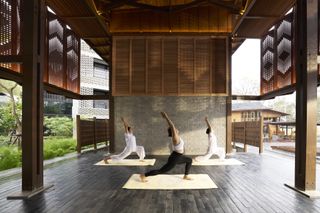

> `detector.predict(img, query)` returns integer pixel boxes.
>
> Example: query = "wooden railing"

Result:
[76,115,110,153]
[232,118,264,153]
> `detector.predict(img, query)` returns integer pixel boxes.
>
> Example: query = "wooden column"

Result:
[226,37,233,153]
[7,0,47,199]
[294,0,318,191]
[109,40,115,153]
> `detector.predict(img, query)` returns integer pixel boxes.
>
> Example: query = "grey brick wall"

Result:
[114,96,226,155]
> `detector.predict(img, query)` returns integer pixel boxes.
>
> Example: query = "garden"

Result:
[0,80,76,171]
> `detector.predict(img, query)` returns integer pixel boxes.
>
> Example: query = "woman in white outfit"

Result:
[103,117,145,163]
[194,117,225,162]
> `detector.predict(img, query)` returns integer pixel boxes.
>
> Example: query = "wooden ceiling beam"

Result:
[207,0,239,13]
[232,0,256,36]
[59,16,96,20]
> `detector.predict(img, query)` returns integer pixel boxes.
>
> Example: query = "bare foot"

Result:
[140,174,148,182]
[103,157,110,164]
[139,160,146,162]
[183,175,193,180]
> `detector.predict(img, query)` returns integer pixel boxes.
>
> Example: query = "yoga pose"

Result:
[104,117,145,163]
[140,112,192,182]
[194,117,225,162]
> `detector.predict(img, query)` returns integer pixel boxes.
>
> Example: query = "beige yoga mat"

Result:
[192,158,244,166]
[123,174,218,190]
[94,159,156,166]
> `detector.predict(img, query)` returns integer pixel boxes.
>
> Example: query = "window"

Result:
[93,90,108,109]
[93,61,108,79]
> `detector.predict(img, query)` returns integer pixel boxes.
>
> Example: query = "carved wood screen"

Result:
[44,11,80,94]
[261,12,295,95]
[0,0,22,72]
[112,36,228,96]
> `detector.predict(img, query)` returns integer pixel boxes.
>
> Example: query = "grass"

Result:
[0,137,76,171]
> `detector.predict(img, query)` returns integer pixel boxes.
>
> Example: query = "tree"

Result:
[0,80,22,136]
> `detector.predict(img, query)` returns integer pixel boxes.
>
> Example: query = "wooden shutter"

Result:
[163,38,178,95]
[147,38,162,94]
[131,39,146,94]
[195,38,210,94]
[114,38,130,95]
[179,38,194,94]
[212,38,226,94]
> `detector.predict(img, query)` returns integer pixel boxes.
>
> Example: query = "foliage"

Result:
[0,103,17,135]
[44,116,73,137]
[0,146,21,171]
[0,137,76,171]
[43,137,76,160]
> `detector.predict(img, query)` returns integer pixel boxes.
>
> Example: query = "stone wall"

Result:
[114,96,226,155]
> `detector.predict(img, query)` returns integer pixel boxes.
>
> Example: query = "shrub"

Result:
[0,103,16,135]
[44,117,73,137]
[43,137,76,160]
[0,146,21,171]
[0,137,76,171]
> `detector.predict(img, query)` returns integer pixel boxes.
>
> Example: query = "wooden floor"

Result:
[1,151,320,213]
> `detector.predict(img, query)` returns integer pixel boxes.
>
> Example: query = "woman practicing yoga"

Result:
[140,112,192,182]
[194,117,225,162]
[104,117,145,163]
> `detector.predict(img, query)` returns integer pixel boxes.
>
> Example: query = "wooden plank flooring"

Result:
[1,151,320,213]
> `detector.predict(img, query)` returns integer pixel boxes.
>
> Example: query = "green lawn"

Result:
[0,137,76,171]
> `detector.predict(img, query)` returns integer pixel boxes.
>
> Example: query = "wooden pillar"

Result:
[226,37,233,154]
[21,0,45,194]
[294,0,318,191]
[259,117,264,154]
[109,40,115,153]
[93,117,97,150]
[76,115,81,153]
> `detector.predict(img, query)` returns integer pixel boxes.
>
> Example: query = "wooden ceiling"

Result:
[46,0,295,63]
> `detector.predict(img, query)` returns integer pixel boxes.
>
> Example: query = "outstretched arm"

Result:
[205,117,212,130]
[121,117,129,133]
[161,112,179,144]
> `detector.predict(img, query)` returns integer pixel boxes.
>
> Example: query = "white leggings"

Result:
[110,146,145,161]
[194,147,225,162]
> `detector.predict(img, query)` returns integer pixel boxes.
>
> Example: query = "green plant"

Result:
[0,146,21,171]
[43,137,76,160]
[44,116,73,137]
[0,103,17,135]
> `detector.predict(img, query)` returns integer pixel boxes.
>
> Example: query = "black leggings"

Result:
[145,151,192,177]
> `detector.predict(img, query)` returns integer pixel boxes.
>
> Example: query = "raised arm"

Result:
[161,112,179,145]
[205,117,212,130]
[121,117,130,133]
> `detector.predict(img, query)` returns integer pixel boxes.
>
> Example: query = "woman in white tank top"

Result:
[103,117,145,163]
[140,112,192,182]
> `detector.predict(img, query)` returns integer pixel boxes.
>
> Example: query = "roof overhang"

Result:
[232,0,295,38]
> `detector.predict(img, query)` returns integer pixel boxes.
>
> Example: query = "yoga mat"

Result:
[123,174,218,190]
[192,158,244,166]
[94,159,156,166]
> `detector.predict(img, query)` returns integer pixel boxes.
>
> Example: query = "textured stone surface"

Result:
[114,96,226,155]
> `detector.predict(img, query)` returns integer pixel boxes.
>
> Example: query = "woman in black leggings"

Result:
[140,112,192,182]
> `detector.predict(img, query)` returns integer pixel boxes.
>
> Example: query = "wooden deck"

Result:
[1,151,320,213]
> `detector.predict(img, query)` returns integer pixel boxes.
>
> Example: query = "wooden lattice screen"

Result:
[261,12,295,95]
[44,11,80,93]
[112,36,228,96]
[232,119,264,153]
[76,115,110,153]
[0,0,22,72]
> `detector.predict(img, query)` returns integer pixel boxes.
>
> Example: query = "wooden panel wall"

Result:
[110,5,233,33]
[260,12,295,95]
[112,36,228,96]
[44,11,80,94]
[0,0,22,72]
